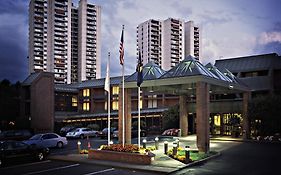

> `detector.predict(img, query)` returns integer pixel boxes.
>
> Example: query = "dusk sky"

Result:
[0,0,281,83]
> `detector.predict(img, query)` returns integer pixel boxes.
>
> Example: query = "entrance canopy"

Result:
[125,55,249,95]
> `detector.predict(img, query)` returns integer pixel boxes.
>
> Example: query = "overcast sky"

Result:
[0,0,281,83]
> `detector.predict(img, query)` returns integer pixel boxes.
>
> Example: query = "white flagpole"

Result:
[107,52,111,145]
[122,61,125,147]
[138,86,141,149]
[122,26,125,147]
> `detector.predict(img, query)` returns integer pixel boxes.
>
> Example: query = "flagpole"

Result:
[122,25,125,147]
[107,52,111,146]
[138,86,141,149]
[122,60,125,147]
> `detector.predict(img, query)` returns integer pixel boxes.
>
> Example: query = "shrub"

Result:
[100,144,139,153]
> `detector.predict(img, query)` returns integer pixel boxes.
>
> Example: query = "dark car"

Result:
[60,126,77,136]
[0,130,33,141]
[112,128,146,138]
[97,128,117,139]
[0,140,49,167]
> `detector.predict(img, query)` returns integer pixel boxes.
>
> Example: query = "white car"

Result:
[66,128,98,139]
[24,133,68,148]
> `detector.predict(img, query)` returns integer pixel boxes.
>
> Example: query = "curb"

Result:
[167,152,222,174]
[49,154,175,174]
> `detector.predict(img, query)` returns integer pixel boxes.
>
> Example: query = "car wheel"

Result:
[57,141,63,148]
[37,152,44,161]
[80,134,85,139]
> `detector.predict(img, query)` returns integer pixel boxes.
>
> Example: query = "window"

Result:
[83,102,90,111]
[83,89,90,97]
[72,96,77,107]
[112,86,119,95]
[112,101,118,110]
[148,95,157,108]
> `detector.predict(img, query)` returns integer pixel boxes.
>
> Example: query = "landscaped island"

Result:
[88,144,155,165]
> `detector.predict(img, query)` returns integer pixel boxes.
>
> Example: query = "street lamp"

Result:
[77,140,81,154]
[185,145,190,163]
[172,142,177,156]
[142,139,147,149]
[164,141,168,154]
[155,137,159,150]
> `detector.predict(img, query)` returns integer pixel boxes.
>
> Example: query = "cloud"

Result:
[258,32,281,45]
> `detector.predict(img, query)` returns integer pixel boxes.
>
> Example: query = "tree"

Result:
[248,95,281,136]
[162,105,179,130]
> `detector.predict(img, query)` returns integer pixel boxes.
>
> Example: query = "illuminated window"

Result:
[83,102,90,111]
[83,89,90,97]
[112,86,119,95]
[112,101,118,110]
[148,95,157,108]
[72,96,78,107]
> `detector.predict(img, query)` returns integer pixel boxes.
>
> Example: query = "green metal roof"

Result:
[125,61,165,83]
[161,55,218,79]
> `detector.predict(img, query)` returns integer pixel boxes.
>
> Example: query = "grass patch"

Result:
[167,147,217,163]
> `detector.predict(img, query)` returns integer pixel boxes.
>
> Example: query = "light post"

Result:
[77,140,81,154]
[164,141,168,154]
[172,142,177,156]
[155,137,159,150]
[185,145,190,163]
[176,138,179,148]
[142,139,147,149]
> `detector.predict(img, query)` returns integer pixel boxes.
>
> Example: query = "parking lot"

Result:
[0,159,161,175]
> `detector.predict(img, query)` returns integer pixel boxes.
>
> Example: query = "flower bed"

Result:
[88,144,155,165]
[167,147,217,163]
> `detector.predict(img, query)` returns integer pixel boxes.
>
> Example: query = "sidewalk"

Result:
[49,135,228,174]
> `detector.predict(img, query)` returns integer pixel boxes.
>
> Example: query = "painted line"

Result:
[83,168,115,175]
[22,163,80,175]
[1,160,51,170]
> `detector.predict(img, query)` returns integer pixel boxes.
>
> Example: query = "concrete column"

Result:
[118,88,132,144]
[125,89,132,144]
[118,86,123,143]
[179,95,188,136]
[242,92,251,139]
[220,113,224,136]
[196,82,210,153]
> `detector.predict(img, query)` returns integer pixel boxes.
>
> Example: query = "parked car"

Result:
[60,126,77,136]
[0,130,33,141]
[24,133,67,148]
[112,127,146,138]
[97,127,117,139]
[0,140,49,167]
[66,128,98,139]
[162,128,180,136]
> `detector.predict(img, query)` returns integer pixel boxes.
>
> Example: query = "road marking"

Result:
[21,163,80,175]
[1,160,51,170]
[83,168,115,175]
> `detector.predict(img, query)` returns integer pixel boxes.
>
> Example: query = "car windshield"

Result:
[29,134,42,140]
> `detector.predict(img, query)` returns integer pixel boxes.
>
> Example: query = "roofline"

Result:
[215,53,279,62]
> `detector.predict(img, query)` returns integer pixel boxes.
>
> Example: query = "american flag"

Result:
[119,26,124,65]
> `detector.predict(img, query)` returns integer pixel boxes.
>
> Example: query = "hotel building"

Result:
[137,18,201,70]
[28,0,101,84]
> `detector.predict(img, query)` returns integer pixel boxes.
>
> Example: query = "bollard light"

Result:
[155,137,159,150]
[172,142,177,156]
[77,140,81,154]
[109,140,114,145]
[143,139,147,149]
[164,141,168,154]
[176,138,180,148]
[185,145,190,163]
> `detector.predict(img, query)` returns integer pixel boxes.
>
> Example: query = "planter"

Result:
[88,149,154,165]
